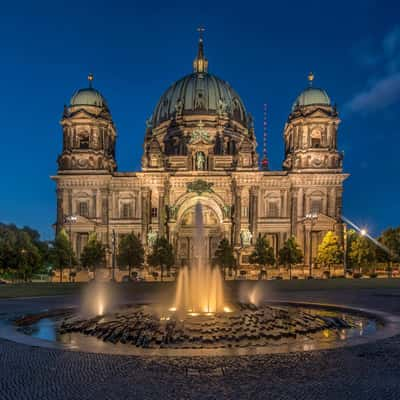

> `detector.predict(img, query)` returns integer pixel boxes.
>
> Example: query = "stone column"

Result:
[335,188,343,221]
[234,187,242,246]
[158,188,165,237]
[67,189,73,216]
[328,188,335,217]
[141,189,150,246]
[322,190,328,215]
[250,186,258,240]
[56,188,64,233]
[101,190,108,224]
[289,189,296,236]
[92,191,97,219]
[297,188,304,218]
[96,189,102,220]
[283,190,288,218]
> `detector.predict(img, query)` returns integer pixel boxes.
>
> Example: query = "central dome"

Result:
[152,73,247,126]
[152,36,248,128]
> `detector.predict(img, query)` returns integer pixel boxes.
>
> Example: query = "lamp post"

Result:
[303,212,318,279]
[20,248,27,282]
[64,215,77,282]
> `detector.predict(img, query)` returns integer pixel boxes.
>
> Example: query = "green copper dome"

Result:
[292,87,331,111]
[152,36,248,127]
[152,72,248,126]
[70,87,107,108]
[70,75,108,108]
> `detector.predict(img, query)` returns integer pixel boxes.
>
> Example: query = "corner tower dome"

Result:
[70,73,108,108]
[151,32,248,128]
[292,72,331,111]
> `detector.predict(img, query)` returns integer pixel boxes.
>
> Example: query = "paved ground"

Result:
[1,283,400,399]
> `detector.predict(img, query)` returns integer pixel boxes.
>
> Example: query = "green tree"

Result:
[80,233,106,277]
[349,235,376,274]
[249,235,275,279]
[278,237,303,279]
[344,229,358,271]
[213,238,236,279]
[0,229,18,276]
[50,229,76,282]
[148,237,174,281]
[117,232,144,279]
[316,231,343,275]
[16,232,41,282]
[377,227,400,262]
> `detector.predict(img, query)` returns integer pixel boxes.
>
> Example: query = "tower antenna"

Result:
[261,103,269,171]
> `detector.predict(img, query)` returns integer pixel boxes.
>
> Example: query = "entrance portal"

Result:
[175,204,223,267]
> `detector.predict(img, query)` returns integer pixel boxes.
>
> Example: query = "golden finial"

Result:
[88,73,94,88]
[308,72,314,86]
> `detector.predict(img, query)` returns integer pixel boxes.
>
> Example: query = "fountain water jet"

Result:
[174,202,225,313]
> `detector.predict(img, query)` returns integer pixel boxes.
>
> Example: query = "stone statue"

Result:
[195,92,204,109]
[175,99,183,116]
[196,152,206,170]
[145,116,153,130]
[167,205,178,220]
[222,205,231,218]
[217,98,227,115]
[147,230,157,247]
[92,131,99,148]
[240,229,252,247]
[247,113,254,129]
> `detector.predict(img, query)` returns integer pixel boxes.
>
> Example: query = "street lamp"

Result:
[64,215,77,282]
[360,229,367,236]
[303,211,318,279]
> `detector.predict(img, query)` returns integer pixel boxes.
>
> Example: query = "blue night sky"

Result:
[0,0,399,240]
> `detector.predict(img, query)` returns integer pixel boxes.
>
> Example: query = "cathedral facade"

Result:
[52,36,348,275]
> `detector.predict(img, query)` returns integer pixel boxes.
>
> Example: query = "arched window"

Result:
[121,203,132,219]
[78,201,89,217]
[78,134,89,149]
[264,194,280,218]
[267,201,279,218]
[309,191,324,214]
[311,129,322,148]
[310,199,322,214]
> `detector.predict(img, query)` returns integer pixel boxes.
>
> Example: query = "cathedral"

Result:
[52,34,348,276]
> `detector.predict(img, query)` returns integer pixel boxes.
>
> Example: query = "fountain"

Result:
[174,203,224,314]
[9,202,385,356]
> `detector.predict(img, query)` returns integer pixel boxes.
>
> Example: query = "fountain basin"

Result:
[3,301,400,357]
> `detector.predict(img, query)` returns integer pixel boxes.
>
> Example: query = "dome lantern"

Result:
[193,26,208,73]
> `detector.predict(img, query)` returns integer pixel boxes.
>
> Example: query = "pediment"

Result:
[68,109,97,119]
[305,108,332,118]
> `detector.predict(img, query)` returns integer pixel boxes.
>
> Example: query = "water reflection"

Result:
[21,306,379,356]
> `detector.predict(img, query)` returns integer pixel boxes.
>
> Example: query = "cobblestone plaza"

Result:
[1,282,400,400]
